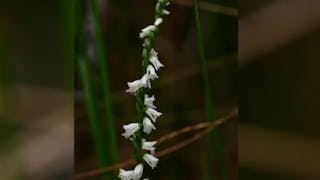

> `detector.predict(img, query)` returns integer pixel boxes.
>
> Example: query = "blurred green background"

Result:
[239,0,320,179]
[2,0,319,179]
[0,0,73,179]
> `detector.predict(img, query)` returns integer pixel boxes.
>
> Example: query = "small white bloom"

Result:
[141,73,151,89]
[118,169,134,180]
[146,107,162,122]
[126,79,142,94]
[162,9,170,15]
[150,55,164,71]
[122,123,140,139]
[126,75,148,94]
[142,139,157,154]
[146,65,158,80]
[140,25,156,38]
[143,117,156,134]
[150,48,158,57]
[133,164,143,180]
[144,94,156,109]
[154,18,163,26]
[143,153,159,169]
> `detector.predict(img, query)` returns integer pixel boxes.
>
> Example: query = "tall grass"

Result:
[193,0,228,179]
[91,0,120,165]
[75,0,113,178]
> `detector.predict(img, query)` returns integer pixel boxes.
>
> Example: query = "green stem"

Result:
[193,0,228,179]
[75,0,110,178]
[91,0,120,164]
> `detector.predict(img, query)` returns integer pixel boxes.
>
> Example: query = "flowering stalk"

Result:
[119,0,170,179]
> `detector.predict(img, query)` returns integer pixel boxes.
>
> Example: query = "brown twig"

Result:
[75,109,238,179]
[171,0,238,16]
[156,109,237,145]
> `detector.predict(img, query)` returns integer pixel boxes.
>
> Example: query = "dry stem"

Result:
[75,109,238,179]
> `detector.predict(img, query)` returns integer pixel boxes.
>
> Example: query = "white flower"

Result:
[146,107,162,122]
[133,164,143,180]
[126,79,142,94]
[122,123,140,139]
[143,153,159,169]
[140,25,156,38]
[135,74,151,89]
[142,139,157,154]
[118,164,143,180]
[154,18,163,26]
[118,169,134,180]
[144,94,156,109]
[143,117,156,134]
[162,9,170,15]
[140,74,151,89]
[149,48,164,70]
[146,65,158,80]
[150,55,164,71]
[150,48,158,57]
[126,75,149,94]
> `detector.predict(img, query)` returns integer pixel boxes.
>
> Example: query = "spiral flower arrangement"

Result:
[118,0,170,179]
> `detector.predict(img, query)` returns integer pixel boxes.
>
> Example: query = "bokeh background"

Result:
[0,0,73,179]
[239,0,320,179]
[1,0,320,180]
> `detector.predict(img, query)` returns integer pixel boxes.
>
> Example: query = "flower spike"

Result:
[120,0,170,178]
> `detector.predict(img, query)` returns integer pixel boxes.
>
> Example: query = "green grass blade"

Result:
[193,0,228,179]
[75,1,111,178]
[77,56,110,166]
[91,0,120,165]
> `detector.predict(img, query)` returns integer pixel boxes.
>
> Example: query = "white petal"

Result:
[146,108,162,122]
[140,25,156,38]
[126,75,149,94]
[146,65,158,80]
[133,164,143,180]
[154,18,163,26]
[150,48,158,57]
[150,56,164,71]
[122,123,140,139]
[143,153,159,169]
[142,139,157,154]
[140,74,151,89]
[162,9,170,15]
[143,117,156,134]
[126,79,142,94]
[144,94,156,109]
[118,169,134,180]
